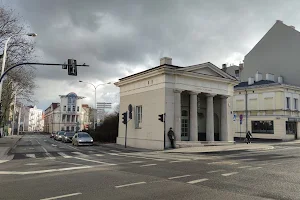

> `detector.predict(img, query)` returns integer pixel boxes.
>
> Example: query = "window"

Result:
[63,106,66,111]
[135,106,142,128]
[77,106,79,111]
[72,106,75,111]
[294,98,298,110]
[67,115,70,122]
[235,70,240,78]
[286,122,297,134]
[67,106,71,111]
[251,121,274,134]
[286,97,290,109]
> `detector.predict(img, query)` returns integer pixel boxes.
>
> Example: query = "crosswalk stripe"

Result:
[26,154,36,158]
[57,152,72,158]
[238,166,251,169]
[222,172,239,176]
[248,167,262,170]
[94,154,104,157]
[107,153,119,156]
[187,178,208,184]
[45,153,55,159]
[71,152,88,156]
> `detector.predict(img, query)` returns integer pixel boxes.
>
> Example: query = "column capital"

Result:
[174,89,183,93]
[205,93,216,97]
[189,91,199,95]
[220,95,230,99]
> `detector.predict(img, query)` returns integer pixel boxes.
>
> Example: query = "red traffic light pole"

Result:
[0,62,89,83]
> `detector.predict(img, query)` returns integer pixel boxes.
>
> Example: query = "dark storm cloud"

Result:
[3,0,300,109]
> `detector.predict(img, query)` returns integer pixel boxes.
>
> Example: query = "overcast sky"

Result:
[1,0,299,110]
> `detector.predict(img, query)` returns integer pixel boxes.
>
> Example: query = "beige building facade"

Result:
[115,57,238,150]
[233,72,300,141]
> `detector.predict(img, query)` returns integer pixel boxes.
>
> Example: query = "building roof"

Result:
[234,80,280,89]
[82,104,89,108]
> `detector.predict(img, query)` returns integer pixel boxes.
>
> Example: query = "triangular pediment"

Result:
[177,62,236,80]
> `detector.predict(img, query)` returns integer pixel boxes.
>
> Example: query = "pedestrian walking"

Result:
[246,131,252,144]
[167,127,176,148]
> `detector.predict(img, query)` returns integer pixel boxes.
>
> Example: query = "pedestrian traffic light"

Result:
[122,112,127,124]
[158,114,164,122]
[68,59,77,76]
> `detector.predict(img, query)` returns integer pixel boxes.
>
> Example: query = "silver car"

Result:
[72,132,93,146]
[55,131,65,141]
[62,132,75,143]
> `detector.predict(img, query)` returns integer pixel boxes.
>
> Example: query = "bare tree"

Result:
[0,7,36,127]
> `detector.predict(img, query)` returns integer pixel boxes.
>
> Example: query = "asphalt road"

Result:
[1,133,300,200]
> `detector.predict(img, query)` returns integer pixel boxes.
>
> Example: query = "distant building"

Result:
[233,71,300,141]
[44,92,90,133]
[27,105,44,132]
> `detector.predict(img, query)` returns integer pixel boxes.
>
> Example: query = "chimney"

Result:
[248,77,254,85]
[290,25,295,29]
[255,71,262,82]
[160,57,172,65]
[266,73,275,81]
[276,20,283,23]
[222,64,227,72]
[278,76,283,84]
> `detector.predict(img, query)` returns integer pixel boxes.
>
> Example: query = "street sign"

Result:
[233,114,236,121]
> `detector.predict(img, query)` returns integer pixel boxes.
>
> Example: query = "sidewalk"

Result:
[164,143,274,153]
[96,142,152,152]
[0,135,22,161]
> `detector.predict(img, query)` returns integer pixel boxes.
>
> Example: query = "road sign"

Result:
[233,114,236,121]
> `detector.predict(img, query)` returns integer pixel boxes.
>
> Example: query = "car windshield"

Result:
[59,132,65,135]
[66,132,75,136]
[78,133,91,138]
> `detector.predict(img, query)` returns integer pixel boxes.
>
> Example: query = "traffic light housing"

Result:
[122,112,127,124]
[68,59,77,76]
[158,114,164,122]
[128,104,133,119]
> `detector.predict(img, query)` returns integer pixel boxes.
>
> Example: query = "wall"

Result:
[242,21,300,86]
[117,74,166,150]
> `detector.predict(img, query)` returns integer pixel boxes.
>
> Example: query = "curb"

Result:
[4,135,24,156]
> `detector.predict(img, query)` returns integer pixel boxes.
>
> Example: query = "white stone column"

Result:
[220,96,228,141]
[174,89,182,141]
[189,91,199,141]
[206,94,215,141]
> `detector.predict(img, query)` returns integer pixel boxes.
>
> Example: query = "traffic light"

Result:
[158,114,164,122]
[68,59,77,76]
[122,112,127,124]
[128,104,133,119]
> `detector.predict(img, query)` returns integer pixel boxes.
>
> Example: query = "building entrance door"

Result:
[181,109,189,141]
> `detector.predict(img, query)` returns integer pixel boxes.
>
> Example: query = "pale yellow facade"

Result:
[233,84,300,141]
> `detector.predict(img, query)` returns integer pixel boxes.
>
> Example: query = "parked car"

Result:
[62,132,75,143]
[72,132,93,146]
[55,131,65,141]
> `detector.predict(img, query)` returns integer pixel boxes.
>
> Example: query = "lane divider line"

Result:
[140,164,157,167]
[40,192,82,200]
[221,172,239,177]
[168,175,191,180]
[187,178,208,184]
[115,182,146,188]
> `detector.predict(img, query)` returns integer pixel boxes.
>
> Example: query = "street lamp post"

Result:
[0,33,37,104]
[79,81,111,130]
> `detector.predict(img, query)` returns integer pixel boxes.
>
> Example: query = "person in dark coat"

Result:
[168,127,175,148]
[246,131,252,144]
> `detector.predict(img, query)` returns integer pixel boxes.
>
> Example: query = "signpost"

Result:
[239,114,243,141]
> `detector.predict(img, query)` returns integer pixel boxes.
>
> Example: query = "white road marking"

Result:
[248,167,262,170]
[57,152,72,158]
[26,154,36,158]
[130,161,144,164]
[73,157,117,166]
[110,150,121,153]
[207,169,225,174]
[35,139,41,145]
[94,154,104,157]
[45,153,55,159]
[25,163,38,166]
[107,153,119,156]
[238,166,251,169]
[140,164,157,167]
[0,166,93,175]
[153,159,166,161]
[169,159,191,163]
[71,152,88,156]
[44,140,47,142]
[222,172,239,176]
[272,163,282,165]
[0,160,9,164]
[115,182,146,188]
[29,148,35,150]
[187,178,209,184]
[40,192,82,200]
[41,146,48,153]
[168,175,191,180]
[51,144,57,147]
[207,161,238,165]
